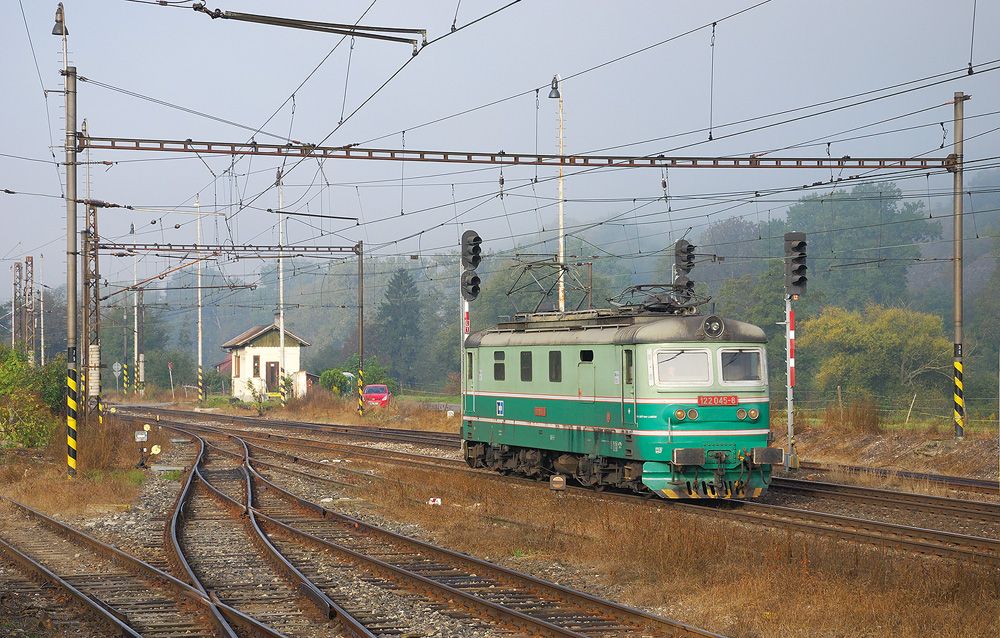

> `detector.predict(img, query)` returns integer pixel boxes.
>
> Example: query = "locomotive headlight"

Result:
[748,408,760,421]
[674,409,687,421]
[687,409,699,420]
[736,408,747,420]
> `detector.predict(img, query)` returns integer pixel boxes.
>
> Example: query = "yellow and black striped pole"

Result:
[67,365,78,477]
[357,368,364,417]
[97,397,103,427]
[953,359,965,438]
[123,363,129,397]
[198,365,204,402]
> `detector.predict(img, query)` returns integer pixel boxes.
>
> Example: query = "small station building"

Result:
[221,323,311,401]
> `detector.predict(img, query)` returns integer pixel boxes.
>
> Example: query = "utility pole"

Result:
[196,195,204,402]
[356,241,364,417]
[133,257,139,399]
[276,169,286,402]
[55,2,78,477]
[548,75,566,313]
[951,91,970,439]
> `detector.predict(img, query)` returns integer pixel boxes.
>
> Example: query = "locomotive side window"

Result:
[624,349,634,385]
[520,351,532,382]
[466,352,473,380]
[654,349,711,385]
[580,350,594,362]
[720,349,764,383]
[494,351,505,381]
[548,350,562,382]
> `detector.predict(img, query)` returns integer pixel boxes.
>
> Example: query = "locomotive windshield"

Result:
[655,349,711,385]
[720,349,764,383]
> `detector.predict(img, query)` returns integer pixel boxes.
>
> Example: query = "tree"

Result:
[713,261,787,384]
[785,183,940,309]
[369,269,427,387]
[796,305,951,403]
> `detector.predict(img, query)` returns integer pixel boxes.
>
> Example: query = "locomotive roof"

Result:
[465,312,767,347]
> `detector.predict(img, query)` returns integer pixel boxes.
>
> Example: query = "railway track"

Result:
[123,411,1000,569]
[177,423,724,637]
[125,405,999,496]
[0,496,283,638]
[172,435,375,638]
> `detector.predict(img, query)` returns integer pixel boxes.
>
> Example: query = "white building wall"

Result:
[230,345,303,401]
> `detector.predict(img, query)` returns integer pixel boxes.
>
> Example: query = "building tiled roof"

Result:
[220,323,311,349]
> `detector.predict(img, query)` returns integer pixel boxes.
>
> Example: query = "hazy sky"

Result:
[4,0,1000,300]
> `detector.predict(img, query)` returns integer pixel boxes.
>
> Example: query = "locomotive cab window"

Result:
[548,350,562,382]
[720,348,764,384]
[580,349,594,362]
[466,352,473,380]
[624,349,634,384]
[520,351,532,382]
[494,351,505,381]
[654,349,711,386]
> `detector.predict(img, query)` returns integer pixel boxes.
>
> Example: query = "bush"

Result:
[0,391,57,448]
[319,368,354,395]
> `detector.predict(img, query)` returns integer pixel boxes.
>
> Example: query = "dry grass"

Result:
[219,391,462,433]
[822,398,882,434]
[351,464,999,638]
[0,414,171,517]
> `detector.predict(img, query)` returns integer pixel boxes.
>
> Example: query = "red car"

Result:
[362,384,392,407]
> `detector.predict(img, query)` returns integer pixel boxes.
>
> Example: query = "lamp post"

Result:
[548,75,565,313]
[53,2,79,476]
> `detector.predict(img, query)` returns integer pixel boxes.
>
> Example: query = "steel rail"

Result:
[770,477,1000,523]
[0,497,286,638]
[184,434,376,638]
[195,437,601,638]
[129,407,998,497]
[0,533,142,638]
[122,411,1000,567]
[796,461,999,495]
[162,436,244,638]
[189,428,726,638]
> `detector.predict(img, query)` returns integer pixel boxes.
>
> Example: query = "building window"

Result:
[466,352,473,380]
[548,350,562,382]
[580,349,594,362]
[494,350,505,381]
[520,351,532,382]
[234,355,241,377]
[624,349,634,385]
[253,355,261,378]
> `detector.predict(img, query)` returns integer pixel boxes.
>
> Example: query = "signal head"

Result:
[461,270,481,301]
[461,230,482,270]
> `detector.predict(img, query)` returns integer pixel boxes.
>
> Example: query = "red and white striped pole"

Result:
[785,295,799,470]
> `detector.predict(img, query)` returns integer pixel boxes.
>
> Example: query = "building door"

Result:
[266,362,279,393]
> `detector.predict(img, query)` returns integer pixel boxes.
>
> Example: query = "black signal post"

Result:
[461,230,482,302]
[674,239,696,275]
[782,231,807,470]
[783,232,808,299]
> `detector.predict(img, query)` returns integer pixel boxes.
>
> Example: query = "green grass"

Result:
[81,468,146,486]
[397,393,461,404]
[160,470,183,481]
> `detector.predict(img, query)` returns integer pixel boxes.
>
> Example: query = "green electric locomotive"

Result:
[461,300,784,499]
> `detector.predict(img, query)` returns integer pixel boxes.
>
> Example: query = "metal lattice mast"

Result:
[12,262,23,353]
[23,257,34,365]
[84,204,102,420]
